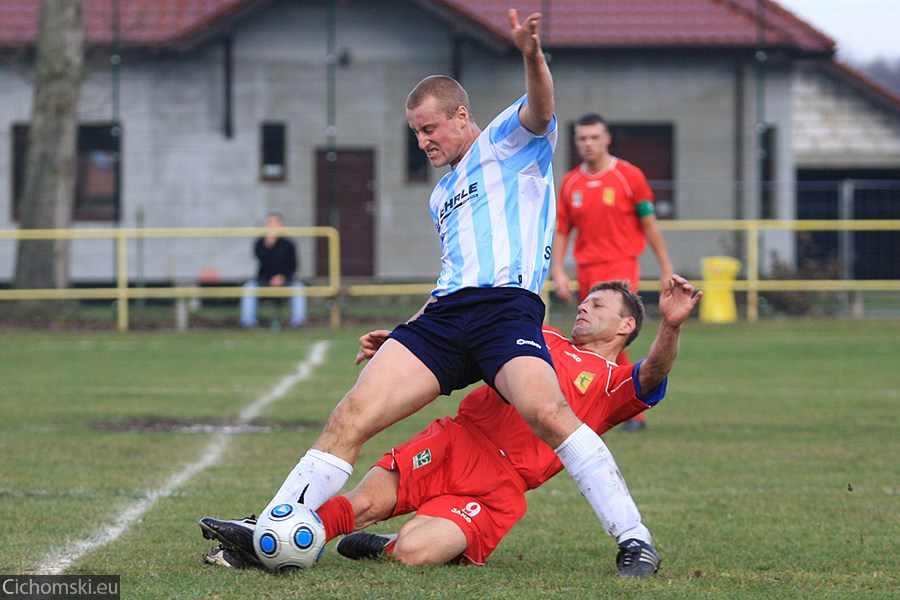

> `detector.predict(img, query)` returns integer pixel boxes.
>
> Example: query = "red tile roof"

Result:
[442,0,834,53]
[0,0,266,50]
[0,0,834,55]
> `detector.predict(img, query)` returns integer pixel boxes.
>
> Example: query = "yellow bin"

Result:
[699,256,741,324]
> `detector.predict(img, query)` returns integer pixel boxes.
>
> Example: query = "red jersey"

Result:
[373,325,666,564]
[456,325,664,490]
[557,158,654,265]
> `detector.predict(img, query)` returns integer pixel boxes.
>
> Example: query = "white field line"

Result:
[33,340,330,575]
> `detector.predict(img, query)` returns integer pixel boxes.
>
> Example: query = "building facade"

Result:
[1,0,898,285]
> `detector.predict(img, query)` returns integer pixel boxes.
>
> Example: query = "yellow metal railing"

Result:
[0,226,341,331]
[1,220,899,329]
[656,219,900,322]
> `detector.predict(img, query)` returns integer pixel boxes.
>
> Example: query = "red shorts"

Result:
[577,259,640,301]
[373,416,528,565]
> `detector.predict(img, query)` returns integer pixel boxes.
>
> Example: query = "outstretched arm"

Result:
[638,274,703,393]
[508,9,554,135]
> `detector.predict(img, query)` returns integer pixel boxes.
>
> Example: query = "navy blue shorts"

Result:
[388,287,553,396]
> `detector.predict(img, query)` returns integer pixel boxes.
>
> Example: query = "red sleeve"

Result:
[622,160,654,206]
[590,364,649,435]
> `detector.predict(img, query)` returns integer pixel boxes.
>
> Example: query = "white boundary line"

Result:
[34,340,330,575]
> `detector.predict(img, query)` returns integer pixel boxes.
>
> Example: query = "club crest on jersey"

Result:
[574,371,596,394]
[603,187,616,206]
[572,190,583,208]
[413,449,432,469]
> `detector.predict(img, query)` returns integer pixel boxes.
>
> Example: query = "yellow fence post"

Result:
[746,222,760,323]
[116,229,129,332]
[327,227,342,330]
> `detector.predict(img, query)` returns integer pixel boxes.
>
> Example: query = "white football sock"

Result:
[554,423,650,543]
[263,449,352,514]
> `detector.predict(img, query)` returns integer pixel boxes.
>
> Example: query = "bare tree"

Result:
[14,0,84,290]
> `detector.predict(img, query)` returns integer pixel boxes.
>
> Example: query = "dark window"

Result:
[261,122,287,181]
[406,128,429,182]
[11,124,27,219]
[76,125,121,220]
[759,125,776,219]
[796,169,900,279]
[568,122,675,218]
[12,123,121,222]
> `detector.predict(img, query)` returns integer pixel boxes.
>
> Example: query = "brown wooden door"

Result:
[316,149,375,277]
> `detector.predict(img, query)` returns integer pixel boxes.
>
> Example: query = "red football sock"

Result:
[316,495,355,541]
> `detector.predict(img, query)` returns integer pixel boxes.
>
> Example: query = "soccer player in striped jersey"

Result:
[202,9,667,574]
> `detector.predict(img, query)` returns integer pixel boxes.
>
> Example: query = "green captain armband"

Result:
[636,200,655,218]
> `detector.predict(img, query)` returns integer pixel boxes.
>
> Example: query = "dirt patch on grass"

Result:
[92,417,322,434]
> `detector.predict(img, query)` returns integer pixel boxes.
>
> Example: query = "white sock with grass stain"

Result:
[555,423,650,544]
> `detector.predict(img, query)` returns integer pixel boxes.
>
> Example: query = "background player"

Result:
[552,112,675,431]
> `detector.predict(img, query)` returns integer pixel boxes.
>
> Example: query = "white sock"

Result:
[263,449,352,514]
[554,423,649,543]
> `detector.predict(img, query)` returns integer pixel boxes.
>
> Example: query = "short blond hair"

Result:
[406,75,470,119]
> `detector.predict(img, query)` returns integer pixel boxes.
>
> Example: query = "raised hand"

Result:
[508,9,543,60]
[659,274,703,327]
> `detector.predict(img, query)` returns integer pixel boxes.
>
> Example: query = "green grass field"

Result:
[1,316,897,599]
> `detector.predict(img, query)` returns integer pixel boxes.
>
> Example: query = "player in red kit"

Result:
[552,113,675,431]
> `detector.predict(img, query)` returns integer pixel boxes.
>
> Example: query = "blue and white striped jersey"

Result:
[429,95,558,297]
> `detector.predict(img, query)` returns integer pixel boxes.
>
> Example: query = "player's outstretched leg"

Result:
[336,532,398,560]
[199,515,263,569]
[615,538,661,578]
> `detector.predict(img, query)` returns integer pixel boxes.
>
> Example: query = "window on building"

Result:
[260,122,287,181]
[568,122,675,218]
[11,124,27,220]
[759,125,777,219]
[406,128,429,182]
[12,123,121,222]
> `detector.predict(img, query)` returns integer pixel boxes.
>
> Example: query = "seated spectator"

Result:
[240,213,307,328]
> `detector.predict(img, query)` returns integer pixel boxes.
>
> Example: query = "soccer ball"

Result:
[253,502,327,571]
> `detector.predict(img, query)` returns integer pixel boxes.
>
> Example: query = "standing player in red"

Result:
[201,275,702,578]
[552,113,675,431]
